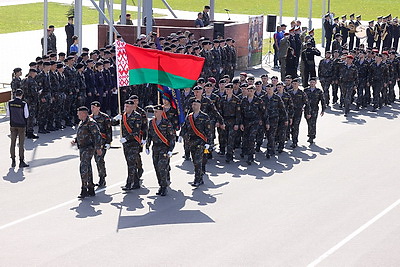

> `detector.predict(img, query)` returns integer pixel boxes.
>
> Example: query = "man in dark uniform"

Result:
[304,78,326,144]
[65,16,74,56]
[36,61,52,134]
[116,99,143,190]
[324,13,334,51]
[146,105,176,196]
[21,69,39,139]
[55,63,67,129]
[348,14,356,50]
[71,106,102,199]
[90,101,112,187]
[202,5,211,26]
[369,53,388,111]
[354,50,369,108]
[63,56,77,126]
[47,61,59,131]
[340,15,349,46]
[7,89,30,168]
[375,16,383,51]
[366,20,375,49]
[355,15,362,47]
[263,84,286,158]
[289,78,311,148]
[275,82,293,153]
[318,51,334,106]
[218,83,241,163]
[332,50,342,104]
[301,42,321,87]
[339,55,358,116]
[180,99,211,187]
[240,85,266,164]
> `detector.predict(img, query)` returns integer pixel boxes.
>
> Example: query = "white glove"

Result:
[178,136,183,143]
[205,144,210,150]
[167,151,173,157]
[145,149,150,155]
[141,140,147,145]
[113,114,122,120]
[104,144,111,150]
[120,137,127,144]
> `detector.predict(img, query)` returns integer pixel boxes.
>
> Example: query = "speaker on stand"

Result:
[263,14,277,67]
[213,22,225,39]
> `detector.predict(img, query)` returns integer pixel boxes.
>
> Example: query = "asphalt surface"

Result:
[1,93,400,266]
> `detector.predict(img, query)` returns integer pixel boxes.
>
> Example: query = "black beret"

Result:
[49,53,57,57]
[255,81,262,85]
[91,101,101,107]
[29,68,37,73]
[225,83,233,89]
[43,61,51,66]
[247,76,255,80]
[75,63,84,69]
[50,60,56,65]
[125,100,135,105]
[193,86,203,91]
[219,78,226,83]
[99,48,106,52]
[81,52,88,57]
[70,51,77,56]
[192,99,202,104]
[82,47,89,52]
[232,78,240,84]
[15,89,24,96]
[103,60,110,64]
[13,67,22,73]
[29,62,37,67]
[67,56,74,60]
[265,84,274,88]
[58,52,66,56]
[285,75,293,79]
[95,62,103,67]
[56,63,64,69]
[77,106,89,112]
[42,55,49,59]
[240,83,249,88]
[292,78,300,83]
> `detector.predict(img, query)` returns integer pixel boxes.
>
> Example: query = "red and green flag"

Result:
[116,41,205,89]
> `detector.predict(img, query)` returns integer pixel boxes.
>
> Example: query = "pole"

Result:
[308,0,312,30]
[137,0,142,39]
[322,0,326,48]
[109,0,114,45]
[121,0,127,24]
[295,0,298,20]
[210,0,215,22]
[43,0,48,55]
[160,0,177,18]
[99,0,105,24]
[279,0,283,25]
[89,0,122,37]
[143,0,153,34]
[75,0,82,54]
[328,0,331,12]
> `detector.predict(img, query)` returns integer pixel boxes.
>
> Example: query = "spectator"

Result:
[202,5,211,26]
[65,16,74,55]
[70,35,79,54]
[126,13,133,25]
[48,25,57,53]
[195,13,204,28]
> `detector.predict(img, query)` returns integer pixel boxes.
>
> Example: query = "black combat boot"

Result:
[137,168,144,178]
[97,178,106,187]
[11,158,16,167]
[78,187,88,199]
[19,160,29,168]
[160,187,167,196]
[156,187,162,195]
[87,187,96,197]
[122,183,132,191]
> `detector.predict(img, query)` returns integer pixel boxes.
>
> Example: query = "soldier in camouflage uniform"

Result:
[304,77,326,143]
[48,61,59,131]
[162,98,180,132]
[289,78,310,148]
[200,41,213,79]
[276,82,293,153]
[318,51,334,106]
[369,54,388,111]
[75,63,87,109]
[116,99,143,190]
[331,50,342,104]
[387,51,398,104]
[36,61,52,134]
[180,99,211,187]
[211,40,222,82]
[72,106,102,199]
[21,69,39,139]
[63,56,77,126]
[90,101,112,187]
[354,50,369,108]
[240,85,266,165]
[339,55,359,116]
[254,81,266,152]
[11,68,22,97]
[218,83,241,163]
[55,63,67,129]
[146,105,176,196]
[263,84,286,158]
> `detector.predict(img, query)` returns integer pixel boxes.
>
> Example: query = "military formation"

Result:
[10,15,400,199]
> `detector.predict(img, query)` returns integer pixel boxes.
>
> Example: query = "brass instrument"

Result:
[349,21,356,34]
[374,24,381,41]
[355,25,367,39]
[381,24,388,40]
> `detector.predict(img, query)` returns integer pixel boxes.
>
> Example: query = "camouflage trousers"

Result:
[26,101,37,134]
[123,142,141,186]
[320,78,332,105]
[94,147,107,179]
[242,120,259,157]
[276,119,288,150]
[218,119,238,159]
[54,93,66,127]
[306,111,319,139]
[266,117,279,155]
[38,95,51,129]
[79,147,95,188]
[357,78,368,107]
[343,82,355,114]
[388,81,396,103]
[290,111,303,144]
[256,122,265,148]
[189,140,205,183]
[152,145,170,187]
[372,81,384,109]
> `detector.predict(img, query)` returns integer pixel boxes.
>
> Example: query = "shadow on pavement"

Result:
[2,167,26,183]
[116,189,214,230]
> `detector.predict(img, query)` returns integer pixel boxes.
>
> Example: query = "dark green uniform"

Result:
[304,87,326,142]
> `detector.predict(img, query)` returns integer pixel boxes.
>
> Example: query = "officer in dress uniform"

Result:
[71,106,102,199]
[146,105,176,196]
[366,20,375,49]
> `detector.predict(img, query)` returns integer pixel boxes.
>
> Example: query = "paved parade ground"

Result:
[1,96,400,266]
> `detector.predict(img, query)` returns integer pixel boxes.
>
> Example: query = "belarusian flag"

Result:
[115,41,205,89]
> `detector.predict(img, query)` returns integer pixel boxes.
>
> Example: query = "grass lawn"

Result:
[116,0,398,21]
[0,2,141,34]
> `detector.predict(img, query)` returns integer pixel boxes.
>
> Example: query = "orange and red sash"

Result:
[152,119,170,146]
[189,113,207,142]
[89,114,107,139]
[123,112,141,144]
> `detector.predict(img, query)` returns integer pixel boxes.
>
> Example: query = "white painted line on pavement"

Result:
[308,197,400,266]
[0,158,184,231]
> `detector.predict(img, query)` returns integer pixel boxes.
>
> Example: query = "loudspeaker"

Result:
[267,15,277,32]
[213,22,225,39]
